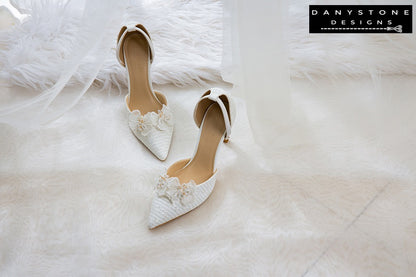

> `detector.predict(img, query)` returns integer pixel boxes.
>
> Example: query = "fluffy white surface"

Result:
[1,77,415,275]
[0,0,223,89]
[1,1,416,275]
[2,0,416,90]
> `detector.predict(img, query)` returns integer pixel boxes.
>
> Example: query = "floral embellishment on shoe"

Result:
[155,174,196,206]
[134,111,155,136]
[129,105,173,136]
[156,105,173,131]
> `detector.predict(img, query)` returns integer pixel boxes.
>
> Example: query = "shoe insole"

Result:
[171,104,226,184]
[124,33,162,114]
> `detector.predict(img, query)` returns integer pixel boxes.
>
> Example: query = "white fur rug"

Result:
[1,78,415,275]
[1,0,416,90]
[0,0,223,89]
[1,1,416,275]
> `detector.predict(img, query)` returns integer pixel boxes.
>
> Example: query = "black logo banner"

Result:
[309,5,412,33]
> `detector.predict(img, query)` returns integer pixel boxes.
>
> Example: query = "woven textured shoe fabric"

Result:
[127,104,174,160]
[148,172,217,229]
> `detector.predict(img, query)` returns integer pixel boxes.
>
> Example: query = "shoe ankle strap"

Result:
[116,24,154,67]
[193,88,234,141]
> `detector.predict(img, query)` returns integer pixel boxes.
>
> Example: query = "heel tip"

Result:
[223,138,230,143]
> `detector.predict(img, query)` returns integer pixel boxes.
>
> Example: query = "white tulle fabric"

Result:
[127,101,173,160]
[222,0,291,150]
[0,0,124,128]
[148,172,217,229]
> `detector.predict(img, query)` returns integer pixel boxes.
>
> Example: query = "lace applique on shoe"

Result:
[155,174,196,206]
[129,105,173,136]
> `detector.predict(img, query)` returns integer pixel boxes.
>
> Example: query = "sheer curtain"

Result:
[222,0,416,175]
[222,0,291,151]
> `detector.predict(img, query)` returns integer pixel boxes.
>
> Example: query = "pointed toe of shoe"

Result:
[144,126,173,161]
[127,104,174,160]
[130,123,174,161]
[148,197,179,229]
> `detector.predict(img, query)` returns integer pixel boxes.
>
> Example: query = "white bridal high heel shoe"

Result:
[117,24,174,160]
[148,88,235,229]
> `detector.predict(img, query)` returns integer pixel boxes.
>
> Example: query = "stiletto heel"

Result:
[116,24,174,160]
[148,88,235,229]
